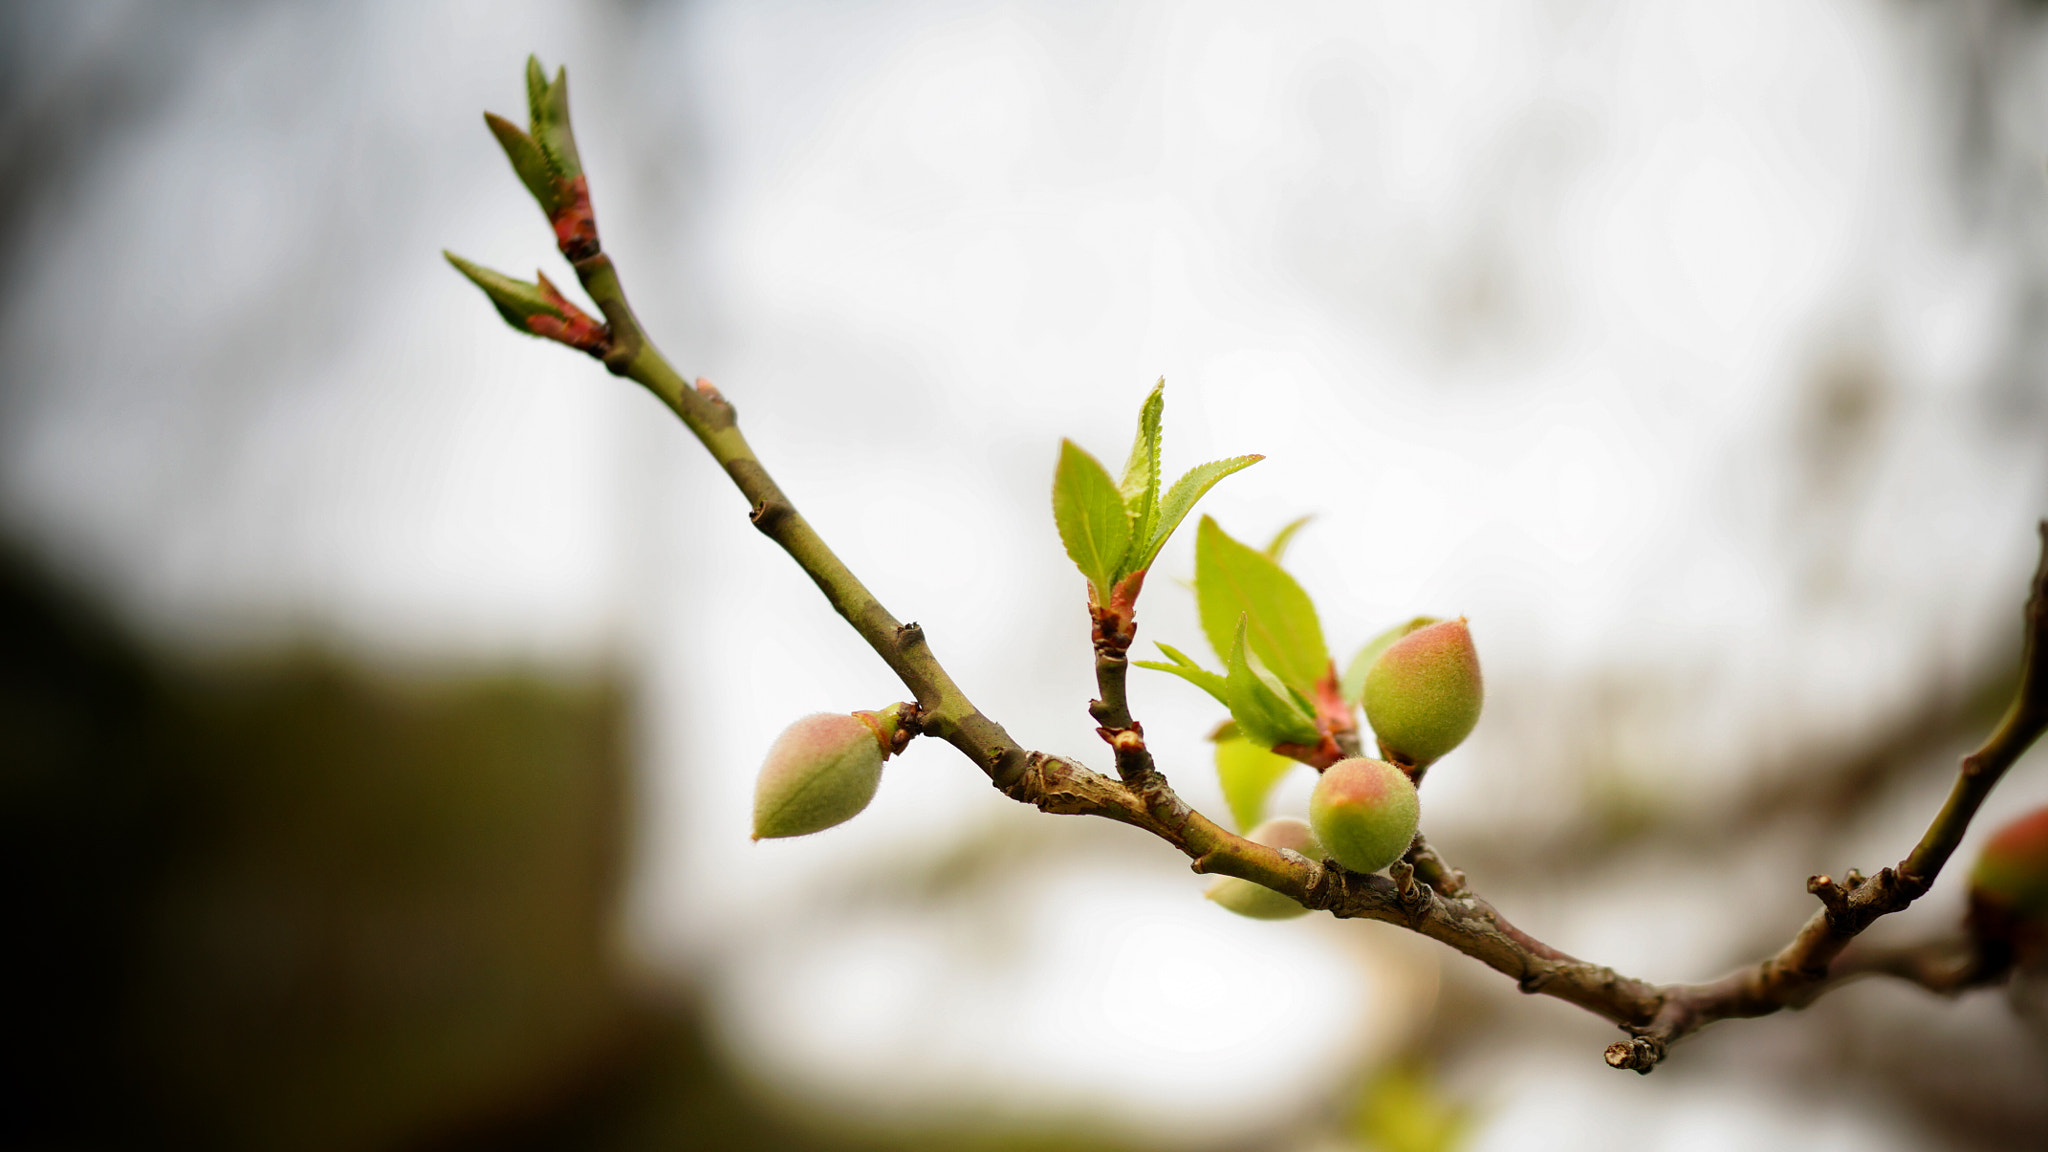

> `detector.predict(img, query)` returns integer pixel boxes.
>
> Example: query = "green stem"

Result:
[569,250,1028,787]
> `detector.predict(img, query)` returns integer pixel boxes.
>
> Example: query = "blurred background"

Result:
[5,1,2048,1148]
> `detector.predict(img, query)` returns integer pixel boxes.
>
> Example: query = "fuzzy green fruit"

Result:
[1206,817,1322,920]
[752,712,888,839]
[1309,757,1419,875]
[1968,805,2048,960]
[1362,617,1483,768]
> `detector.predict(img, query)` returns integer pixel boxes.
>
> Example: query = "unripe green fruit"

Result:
[1309,757,1419,875]
[1362,618,1483,767]
[752,712,887,840]
[1205,817,1322,920]
[1968,805,2048,959]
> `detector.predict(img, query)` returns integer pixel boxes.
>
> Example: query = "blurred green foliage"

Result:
[2,541,632,1149]
[1348,1064,1469,1152]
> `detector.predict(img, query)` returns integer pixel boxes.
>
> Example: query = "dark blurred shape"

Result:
[1,537,634,1150]
[0,542,1162,1152]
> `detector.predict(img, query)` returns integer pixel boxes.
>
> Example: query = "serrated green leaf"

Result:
[1216,735,1298,831]
[1133,642,1229,706]
[1117,380,1166,552]
[1052,439,1131,594]
[524,56,582,181]
[1132,455,1261,574]
[1263,515,1313,562]
[1340,616,1442,705]
[1196,517,1330,696]
[1225,617,1321,749]
[525,55,549,123]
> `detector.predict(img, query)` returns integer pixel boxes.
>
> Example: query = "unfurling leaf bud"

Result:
[1309,757,1419,875]
[1362,618,1483,768]
[1968,806,2048,962]
[752,709,905,840]
[1206,817,1322,920]
[482,57,597,260]
[443,253,607,354]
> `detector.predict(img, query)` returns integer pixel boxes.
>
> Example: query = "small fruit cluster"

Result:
[1204,619,1484,918]
[1310,622,1479,863]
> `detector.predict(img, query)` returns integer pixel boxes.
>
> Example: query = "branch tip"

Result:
[1604,1037,1664,1074]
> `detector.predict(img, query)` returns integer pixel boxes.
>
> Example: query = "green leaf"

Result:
[1051,439,1131,594]
[484,113,562,215]
[1133,642,1228,706]
[1349,1064,1470,1152]
[1216,735,1299,831]
[1133,455,1261,574]
[1262,515,1313,562]
[1225,617,1321,749]
[1117,380,1166,552]
[1196,517,1330,696]
[1340,616,1441,705]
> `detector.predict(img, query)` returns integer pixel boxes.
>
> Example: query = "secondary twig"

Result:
[1604,524,2048,1072]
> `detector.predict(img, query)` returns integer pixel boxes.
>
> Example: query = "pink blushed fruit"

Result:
[752,712,886,840]
[1362,618,1482,768]
[1309,757,1420,875]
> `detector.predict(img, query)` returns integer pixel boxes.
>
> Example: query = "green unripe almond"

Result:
[1362,617,1483,767]
[1206,817,1322,920]
[1968,805,2048,957]
[752,712,888,839]
[1309,757,1419,875]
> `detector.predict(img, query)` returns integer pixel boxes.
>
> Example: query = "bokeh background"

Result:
[6,1,2048,1148]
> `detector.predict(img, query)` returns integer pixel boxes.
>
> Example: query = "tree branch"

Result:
[455,65,2047,1078]
[1604,524,2048,1072]
[1803,935,2012,1002]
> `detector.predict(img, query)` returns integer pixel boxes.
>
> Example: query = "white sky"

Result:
[3,1,2046,1146]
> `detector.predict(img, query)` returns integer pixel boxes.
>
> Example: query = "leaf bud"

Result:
[1968,805,2048,962]
[1309,757,1419,875]
[751,707,907,840]
[443,253,607,354]
[1205,817,1321,920]
[1362,617,1483,768]
[481,58,597,259]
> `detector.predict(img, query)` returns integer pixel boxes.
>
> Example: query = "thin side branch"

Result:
[1605,524,2048,1072]
[1802,935,2012,1002]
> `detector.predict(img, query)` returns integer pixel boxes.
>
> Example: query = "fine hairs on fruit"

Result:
[1362,617,1483,768]
[1309,757,1420,875]
[752,709,901,840]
